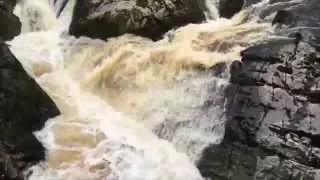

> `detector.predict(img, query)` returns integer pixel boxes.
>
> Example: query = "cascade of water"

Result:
[49,0,69,17]
[14,0,58,33]
[203,0,220,20]
[8,0,273,179]
[14,0,75,33]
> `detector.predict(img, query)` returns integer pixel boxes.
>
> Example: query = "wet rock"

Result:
[273,0,320,28]
[272,10,291,26]
[243,0,262,7]
[272,0,320,51]
[69,0,205,40]
[0,43,60,179]
[0,0,21,41]
[198,0,320,179]
[199,39,320,180]
[219,0,244,18]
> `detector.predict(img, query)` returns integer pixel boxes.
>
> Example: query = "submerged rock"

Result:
[69,0,205,40]
[0,43,60,179]
[0,0,21,41]
[198,0,320,179]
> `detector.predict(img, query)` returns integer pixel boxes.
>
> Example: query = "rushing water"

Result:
[8,0,273,179]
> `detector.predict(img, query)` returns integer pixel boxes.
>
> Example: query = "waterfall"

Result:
[203,0,220,20]
[14,0,75,33]
[49,0,69,17]
[8,0,272,179]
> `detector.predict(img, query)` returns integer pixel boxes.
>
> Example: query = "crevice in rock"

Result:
[269,125,320,149]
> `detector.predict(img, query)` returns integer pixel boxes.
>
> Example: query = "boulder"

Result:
[69,0,205,40]
[198,0,320,179]
[0,42,60,179]
[0,0,21,41]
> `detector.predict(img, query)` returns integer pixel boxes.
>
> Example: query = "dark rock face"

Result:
[198,0,320,179]
[0,0,16,10]
[219,0,244,18]
[0,0,21,41]
[69,0,205,40]
[0,43,60,179]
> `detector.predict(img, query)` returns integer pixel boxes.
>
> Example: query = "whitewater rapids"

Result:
[8,0,273,179]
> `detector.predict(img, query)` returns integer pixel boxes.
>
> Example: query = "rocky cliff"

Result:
[198,0,320,179]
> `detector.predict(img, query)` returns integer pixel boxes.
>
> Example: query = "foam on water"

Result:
[8,0,273,179]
